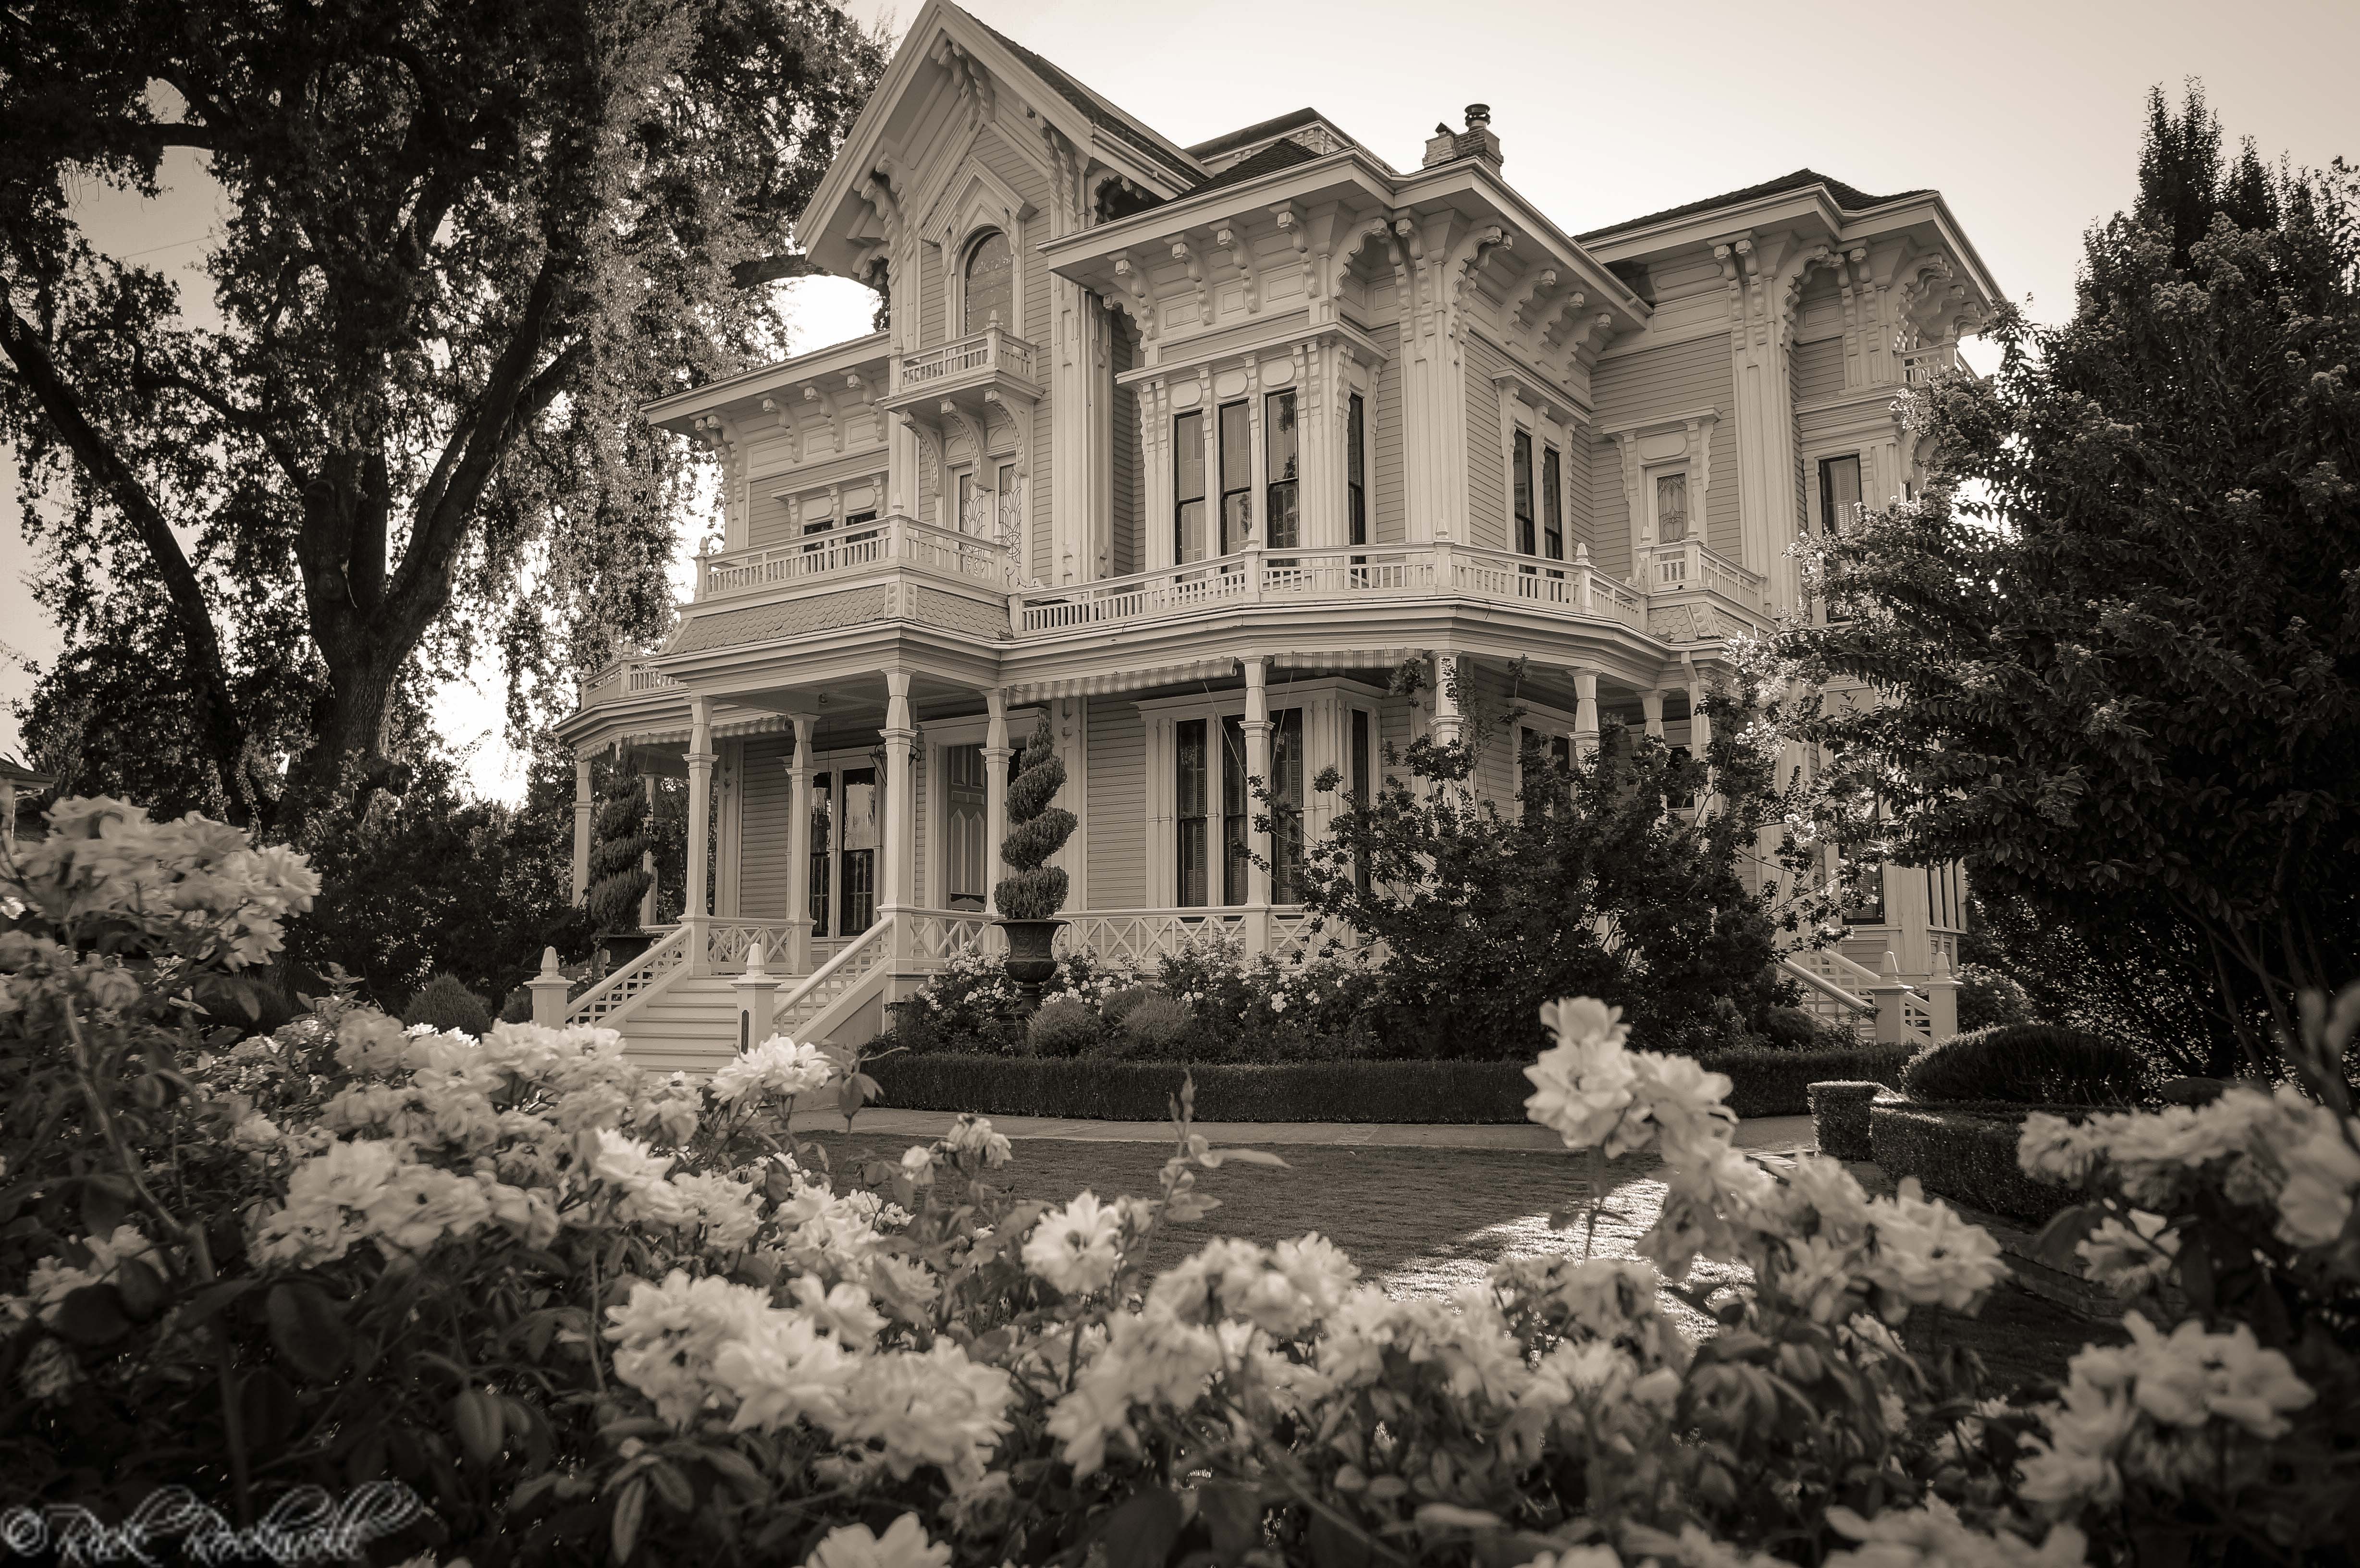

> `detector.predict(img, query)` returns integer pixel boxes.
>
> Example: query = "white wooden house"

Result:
[555,0,1999,1069]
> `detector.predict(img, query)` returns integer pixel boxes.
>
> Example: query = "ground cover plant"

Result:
[5,796,2358,1567]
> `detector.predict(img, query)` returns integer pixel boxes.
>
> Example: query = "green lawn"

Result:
[813,1128,2107,1395]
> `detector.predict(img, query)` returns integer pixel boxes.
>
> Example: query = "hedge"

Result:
[1806,1081,1888,1162]
[866,1041,1918,1125]
[1868,1102,2082,1225]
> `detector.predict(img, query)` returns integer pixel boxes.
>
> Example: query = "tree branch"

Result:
[731,253,824,289]
[0,297,248,806]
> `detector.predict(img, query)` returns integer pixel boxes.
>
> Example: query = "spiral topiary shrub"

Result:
[1900,1022,2149,1107]
[585,767,652,934]
[995,716,1075,921]
[404,972,494,1037]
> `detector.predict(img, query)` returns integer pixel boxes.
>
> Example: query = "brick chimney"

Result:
[1421,104,1503,170]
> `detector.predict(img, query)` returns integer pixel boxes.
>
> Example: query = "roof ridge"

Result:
[1578,167,1932,242]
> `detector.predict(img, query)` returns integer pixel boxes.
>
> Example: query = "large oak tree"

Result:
[0,0,883,825]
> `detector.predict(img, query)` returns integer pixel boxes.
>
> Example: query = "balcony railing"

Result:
[895,325,1039,397]
[1898,342,1959,386]
[1644,539,1766,610]
[576,656,682,706]
[697,514,1009,601]
[1013,541,1654,638]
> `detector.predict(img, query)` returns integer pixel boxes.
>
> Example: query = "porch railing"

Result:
[698,514,1009,600]
[894,325,1040,395]
[1644,539,1765,610]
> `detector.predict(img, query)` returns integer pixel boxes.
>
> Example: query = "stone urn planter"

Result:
[997,918,1067,1007]
[593,929,654,974]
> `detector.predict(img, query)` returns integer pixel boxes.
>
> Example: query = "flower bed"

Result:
[1870,1102,2086,1225]
[873,1043,1915,1124]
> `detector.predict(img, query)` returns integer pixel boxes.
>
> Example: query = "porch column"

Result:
[638,772,660,930]
[983,688,1011,916]
[685,697,714,972]
[881,672,917,961]
[1685,665,1716,819]
[1573,670,1600,760]
[1429,650,1463,749]
[1641,690,1666,740]
[785,715,814,974]
[570,755,593,904]
[1242,656,1273,952]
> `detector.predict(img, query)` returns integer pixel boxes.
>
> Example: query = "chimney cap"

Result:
[1464,103,1492,128]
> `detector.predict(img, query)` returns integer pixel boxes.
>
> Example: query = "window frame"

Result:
[1263,388,1300,550]
[1541,443,1564,561]
[1817,453,1864,535]
[1648,465,1693,545]
[1512,428,1537,556]
[1173,409,1207,564]
[1217,398,1252,555]
[1346,392,1367,549]
[959,227,1016,337]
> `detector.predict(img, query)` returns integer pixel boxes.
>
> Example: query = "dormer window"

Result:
[962,229,1014,335]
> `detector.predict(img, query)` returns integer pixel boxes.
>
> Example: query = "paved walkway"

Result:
[787,1108,1817,1152]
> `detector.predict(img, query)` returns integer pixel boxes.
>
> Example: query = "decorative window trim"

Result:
[922,163,1036,343]
[1602,407,1717,561]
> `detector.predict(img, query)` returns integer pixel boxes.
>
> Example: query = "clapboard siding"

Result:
[1793,336,1846,404]
[1563,427,1598,559]
[1371,325,1405,545]
[1464,336,1509,551]
[1085,699,1146,907]
[738,737,793,920]
[1590,333,1740,569]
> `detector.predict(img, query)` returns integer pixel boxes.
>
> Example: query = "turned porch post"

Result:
[685,698,714,973]
[1641,689,1666,740]
[1242,656,1273,952]
[881,672,918,961]
[1685,664,1716,819]
[1428,650,1463,749]
[785,715,815,974]
[638,772,660,930]
[1573,670,1601,760]
[983,688,1011,917]
[570,755,593,905]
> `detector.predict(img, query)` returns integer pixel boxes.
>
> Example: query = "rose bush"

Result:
[5,797,2357,1566]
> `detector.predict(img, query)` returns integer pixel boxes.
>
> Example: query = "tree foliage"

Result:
[1769,86,2360,1071]
[1294,667,1827,1058]
[0,0,885,824]
[586,762,654,938]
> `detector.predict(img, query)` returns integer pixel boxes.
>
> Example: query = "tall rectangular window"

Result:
[1350,708,1372,897]
[1174,410,1206,563]
[1264,390,1299,549]
[1220,714,1248,906]
[1218,400,1251,555]
[1347,393,1367,548]
[1512,429,1536,555]
[808,772,833,936]
[838,767,877,934]
[1175,719,1209,906]
[1818,454,1863,533]
[1541,445,1564,560]
[1271,708,1305,903]
[945,744,987,911]
[1655,472,1690,543]
[957,470,977,534]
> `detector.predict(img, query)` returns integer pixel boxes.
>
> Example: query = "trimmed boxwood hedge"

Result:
[1868,1102,2082,1225]
[866,1041,1917,1125]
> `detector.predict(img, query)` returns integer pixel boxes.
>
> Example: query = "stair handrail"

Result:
[774,915,894,1028]
[1778,955,1876,1017]
[567,924,692,1027]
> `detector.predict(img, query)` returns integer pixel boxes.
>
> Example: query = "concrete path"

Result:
[787,1107,1817,1152]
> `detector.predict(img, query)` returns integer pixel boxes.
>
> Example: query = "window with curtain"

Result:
[1513,429,1536,555]
[1218,401,1251,555]
[1220,714,1248,905]
[1818,454,1863,533]
[1347,393,1367,548]
[1175,719,1209,906]
[1541,445,1564,560]
[1174,411,1206,563]
[1264,390,1299,550]
[962,229,1014,335]
[838,768,877,933]
[1271,708,1305,903]
[808,772,833,936]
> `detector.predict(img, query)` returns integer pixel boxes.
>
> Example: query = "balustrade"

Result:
[894,325,1040,396]
[696,514,1009,601]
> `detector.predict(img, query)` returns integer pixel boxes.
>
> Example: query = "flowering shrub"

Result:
[10,795,2360,1567]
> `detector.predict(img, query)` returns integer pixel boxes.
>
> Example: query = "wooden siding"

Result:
[738,736,793,920]
[1563,424,1598,559]
[1793,337,1846,404]
[1371,324,1405,545]
[1464,335,1510,551]
[1589,332,1740,570]
[1084,699,1146,907]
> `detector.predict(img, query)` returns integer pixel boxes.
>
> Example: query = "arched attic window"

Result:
[962,229,1014,335]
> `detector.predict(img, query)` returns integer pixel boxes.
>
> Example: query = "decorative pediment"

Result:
[922,158,1037,254]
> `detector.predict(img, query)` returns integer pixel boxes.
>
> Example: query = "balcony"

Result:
[575,656,682,710]
[1014,540,1665,639]
[696,514,1010,603]
[886,326,1041,416]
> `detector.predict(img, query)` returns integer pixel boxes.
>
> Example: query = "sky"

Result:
[4,0,2356,798]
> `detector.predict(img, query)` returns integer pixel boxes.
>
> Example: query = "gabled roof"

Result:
[962,13,1201,183]
[1191,137,1322,195]
[1189,108,1328,160]
[1578,168,1931,242]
